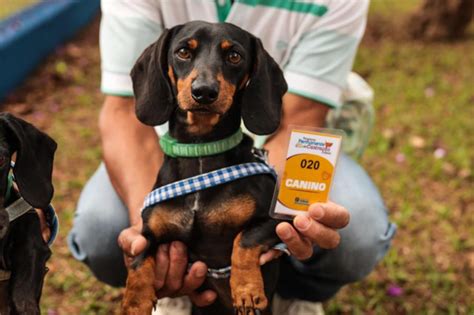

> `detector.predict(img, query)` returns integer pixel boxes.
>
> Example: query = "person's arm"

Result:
[100,95,160,255]
[100,96,160,226]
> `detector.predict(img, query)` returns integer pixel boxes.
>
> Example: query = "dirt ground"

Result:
[1,3,473,314]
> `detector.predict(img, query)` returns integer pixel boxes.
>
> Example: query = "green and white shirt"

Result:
[101,0,368,109]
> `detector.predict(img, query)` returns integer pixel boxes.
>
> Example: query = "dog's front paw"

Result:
[121,299,157,315]
[232,282,268,315]
[121,256,157,315]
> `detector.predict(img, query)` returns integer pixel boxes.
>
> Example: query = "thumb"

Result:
[130,236,147,256]
[118,228,147,256]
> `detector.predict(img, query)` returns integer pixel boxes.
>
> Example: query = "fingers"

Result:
[189,290,217,307]
[308,202,350,229]
[155,244,207,294]
[118,227,147,257]
[156,241,188,297]
[34,208,50,242]
[177,261,208,297]
[154,244,170,290]
[152,241,217,304]
[182,255,216,306]
[259,250,283,266]
[276,222,313,260]
[293,215,341,249]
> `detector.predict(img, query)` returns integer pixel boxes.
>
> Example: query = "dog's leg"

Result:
[0,279,11,314]
[230,228,276,315]
[122,206,193,315]
[10,213,50,315]
[121,255,157,315]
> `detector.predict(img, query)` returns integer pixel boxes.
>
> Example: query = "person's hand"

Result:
[118,226,217,306]
[118,223,147,265]
[259,201,350,264]
[153,242,217,306]
[35,208,50,243]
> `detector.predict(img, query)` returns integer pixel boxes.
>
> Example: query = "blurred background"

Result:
[0,0,473,314]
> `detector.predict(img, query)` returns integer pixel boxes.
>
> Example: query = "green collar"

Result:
[159,129,243,157]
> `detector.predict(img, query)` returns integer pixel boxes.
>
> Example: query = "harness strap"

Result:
[5,197,33,222]
[5,162,59,246]
[189,243,291,280]
[142,162,277,212]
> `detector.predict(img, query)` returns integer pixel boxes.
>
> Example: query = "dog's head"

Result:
[131,21,287,136]
[0,113,57,238]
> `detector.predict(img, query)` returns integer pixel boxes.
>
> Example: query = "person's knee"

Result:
[68,201,128,287]
[333,207,397,283]
[67,164,129,287]
[329,154,397,283]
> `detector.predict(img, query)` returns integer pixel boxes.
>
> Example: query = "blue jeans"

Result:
[67,154,396,301]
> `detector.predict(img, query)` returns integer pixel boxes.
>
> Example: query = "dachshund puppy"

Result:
[0,113,57,315]
[122,22,287,315]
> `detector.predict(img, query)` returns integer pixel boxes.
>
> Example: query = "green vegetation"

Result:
[328,21,474,315]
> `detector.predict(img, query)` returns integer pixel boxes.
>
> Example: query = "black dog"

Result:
[121,22,287,315]
[0,113,57,314]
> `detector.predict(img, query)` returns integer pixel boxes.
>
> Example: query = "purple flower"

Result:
[387,284,403,297]
[424,87,435,98]
[47,309,58,315]
[395,153,405,164]
[433,148,446,159]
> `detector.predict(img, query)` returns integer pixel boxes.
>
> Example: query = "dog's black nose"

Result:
[191,82,219,104]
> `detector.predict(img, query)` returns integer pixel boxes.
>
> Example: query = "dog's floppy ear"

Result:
[241,37,288,135]
[0,113,57,209]
[132,26,182,126]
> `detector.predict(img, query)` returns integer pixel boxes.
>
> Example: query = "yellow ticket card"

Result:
[271,128,343,219]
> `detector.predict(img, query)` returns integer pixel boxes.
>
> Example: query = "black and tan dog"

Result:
[0,113,57,314]
[122,22,287,315]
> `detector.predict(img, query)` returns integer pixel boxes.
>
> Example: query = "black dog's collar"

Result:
[4,162,58,246]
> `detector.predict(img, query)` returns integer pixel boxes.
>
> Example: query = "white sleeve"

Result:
[100,0,163,96]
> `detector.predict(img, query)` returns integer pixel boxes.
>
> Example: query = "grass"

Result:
[327,26,474,315]
[0,0,38,20]
[1,1,473,314]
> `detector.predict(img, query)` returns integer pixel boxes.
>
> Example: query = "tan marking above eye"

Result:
[221,40,232,50]
[188,39,198,49]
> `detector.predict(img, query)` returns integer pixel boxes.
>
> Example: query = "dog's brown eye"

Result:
[0,156,6,167]
[227,51,241,64]
[176,48,192,60]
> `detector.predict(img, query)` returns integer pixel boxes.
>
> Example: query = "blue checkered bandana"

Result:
[142,162,277,212]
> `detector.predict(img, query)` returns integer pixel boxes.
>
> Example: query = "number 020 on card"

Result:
[270,128,343,220]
